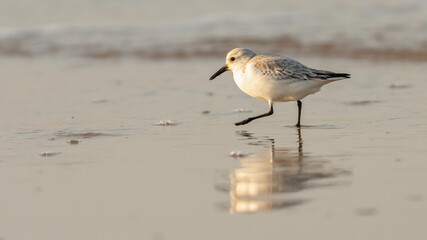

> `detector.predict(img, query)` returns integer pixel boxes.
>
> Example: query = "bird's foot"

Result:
[235,118,252,126]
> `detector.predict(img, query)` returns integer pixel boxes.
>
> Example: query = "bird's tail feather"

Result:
[313,70,351,80]
[325,73,351,81]
[328,73,350,78]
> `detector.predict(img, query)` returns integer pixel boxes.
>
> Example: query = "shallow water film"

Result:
[1,0,427,239]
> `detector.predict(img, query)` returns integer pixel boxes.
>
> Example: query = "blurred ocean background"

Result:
[1,0,426,60]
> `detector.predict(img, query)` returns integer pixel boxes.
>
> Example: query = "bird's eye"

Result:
[230,57,235,61]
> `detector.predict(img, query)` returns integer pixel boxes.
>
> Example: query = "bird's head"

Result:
[209,48,256,80]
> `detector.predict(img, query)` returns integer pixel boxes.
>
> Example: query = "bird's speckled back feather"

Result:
[250,53,350,82]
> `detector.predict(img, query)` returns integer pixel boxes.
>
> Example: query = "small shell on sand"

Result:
[40,151,58,157]
[229,150,249,158]
[233,109,252,113]
[155,120,178,126]
[67,139,80,144]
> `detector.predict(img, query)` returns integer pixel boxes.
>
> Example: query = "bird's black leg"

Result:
[235,101,274,126]
[296,100,302,127]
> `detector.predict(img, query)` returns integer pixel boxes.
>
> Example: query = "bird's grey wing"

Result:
[250,55,318,81]
[251,55,350,81]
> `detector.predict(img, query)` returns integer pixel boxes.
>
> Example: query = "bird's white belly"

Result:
[233,71,323,102]
[233,72,271,100]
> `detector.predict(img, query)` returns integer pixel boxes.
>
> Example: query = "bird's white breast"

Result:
[232,64,325,102]
[232,65,292,102]
[232,68,269,101]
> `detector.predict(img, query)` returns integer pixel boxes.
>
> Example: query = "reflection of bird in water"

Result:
[221,128,343,214]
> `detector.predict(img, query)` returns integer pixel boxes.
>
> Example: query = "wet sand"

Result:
[0,56,426,239]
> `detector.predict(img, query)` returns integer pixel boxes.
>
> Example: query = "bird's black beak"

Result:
[209,65,229,80]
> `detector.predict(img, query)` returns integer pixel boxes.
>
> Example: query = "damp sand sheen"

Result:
[1,0,427,239]
[0,56,426,240]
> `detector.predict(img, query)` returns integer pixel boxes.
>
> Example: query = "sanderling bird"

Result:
[209,48,350,126]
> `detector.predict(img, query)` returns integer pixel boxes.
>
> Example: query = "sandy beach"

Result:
[1,0,427,239]
[1,56,426,239]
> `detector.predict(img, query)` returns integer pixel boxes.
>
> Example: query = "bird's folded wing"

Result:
[250,55,349,81]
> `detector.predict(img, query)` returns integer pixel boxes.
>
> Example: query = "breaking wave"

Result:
[1,11,426,60]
